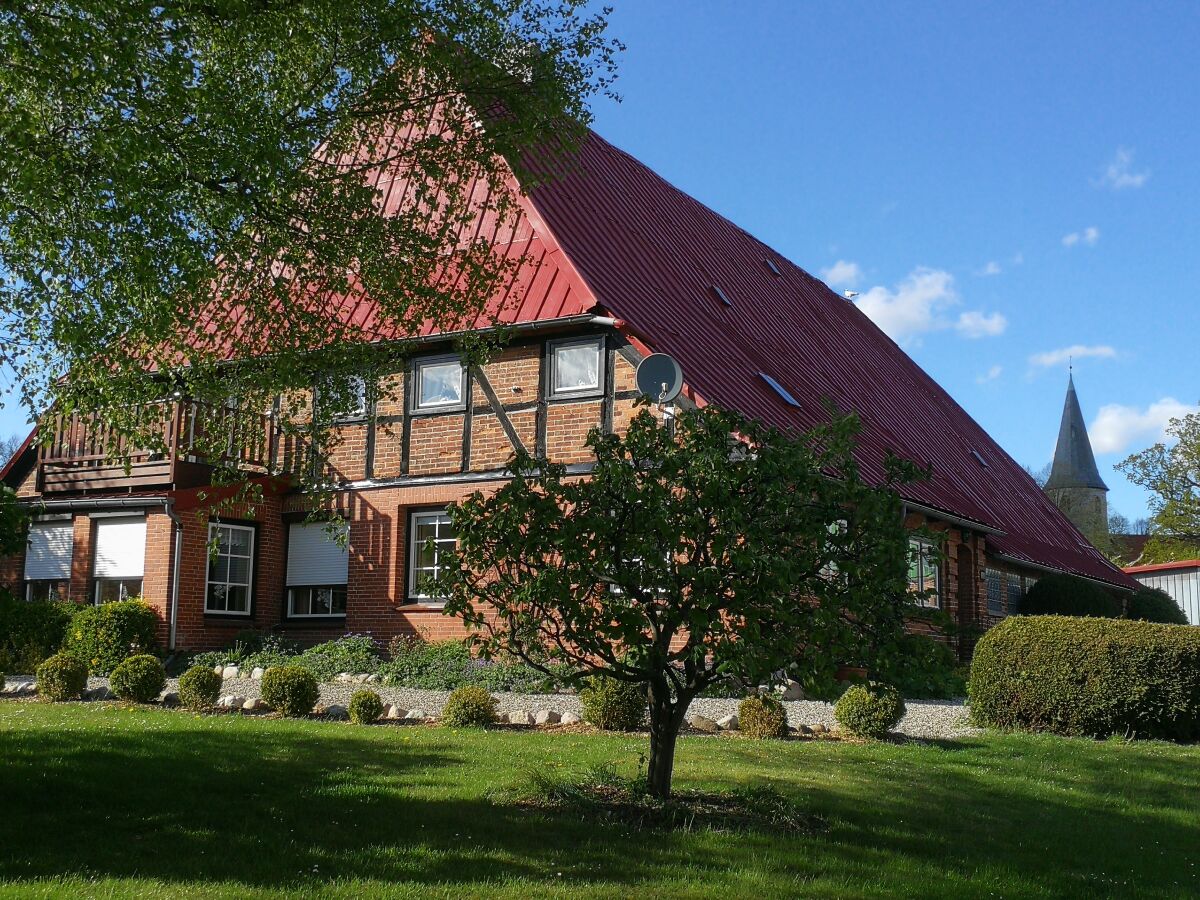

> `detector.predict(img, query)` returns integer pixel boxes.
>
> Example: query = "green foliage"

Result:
[348,689,384,725]
[0,593,77,674]
[0,486,29,556]
[969,616,1200,739]
[442,404,922,796]
[1119,412,1200,551]
[109,654,166,704]
[1019,573,1122,618]
[64,600,158,676]
[295,634,384,682]
[835,683,905,740]
[178,666,222,711]
[872,633,967,699]
[260,666,319,718]
[1127,587,1189,625]
[379,639,565,692]
[441,685,498,727]
[35,652,87,702]
[580,677,646,732]
[738,695,788,739]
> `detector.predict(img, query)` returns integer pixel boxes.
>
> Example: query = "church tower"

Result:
[1045,374,1109,538]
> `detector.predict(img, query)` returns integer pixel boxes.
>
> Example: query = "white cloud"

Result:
[956,310,1008,338]
[1028,344,1118,369]
[1097,147,1150,190]
[1062,226,1100,247]
[1011,251,1024,266]
[977,260,1002,276]
[1090,398,1199,454]
[976,364,1003,384]
[820,259,863,289]
[853,267,1005,344]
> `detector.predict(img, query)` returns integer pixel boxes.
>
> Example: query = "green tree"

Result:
[0,2,619,485]
[440,405,924,799]
[1118,412,1200,563]
[0,485,30,558]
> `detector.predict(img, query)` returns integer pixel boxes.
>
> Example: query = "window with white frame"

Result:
[92,516,146,604]
[412,356,465,412]
[408,510,457,602]
[205,523,254,615]
[24,521,72,602]
[320,374,368,422]
[907,538,940,608]
[285,522,349,617]
[549,336,603,398]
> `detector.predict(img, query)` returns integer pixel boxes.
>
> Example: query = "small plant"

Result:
[35,652,87,702]
[835,682,905,739]
[295,634,383,681]
[178,665,222,710]
[579,677,646,731]
[738,694,788,739]
[388,632,427,660]
[441,685,498,727]
[349,689,384,725]
[109,654,166,703]
[64,599,158,675]
[261,665,319,717]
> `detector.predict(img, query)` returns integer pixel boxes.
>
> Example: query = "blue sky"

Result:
[2,2,1196,521]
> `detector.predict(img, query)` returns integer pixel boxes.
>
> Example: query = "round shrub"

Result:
[1019,573,1121,618]
[835,682,905,739]
[1127,587,1188,625]
[109,654,166,703]
[178,665,222,710]
[738,694,788,739]
[441,685,498,727]
[349,689,384,725]
[579,676,646,731]
[35,652,87,702]
[64,600,158,675]
[261,665,319,717]
[969,616,1200,739]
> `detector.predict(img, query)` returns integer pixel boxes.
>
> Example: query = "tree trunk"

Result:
[646,686,687,800]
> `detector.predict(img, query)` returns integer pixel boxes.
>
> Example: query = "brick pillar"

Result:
[70,514,93,604]
[142,511,174,647]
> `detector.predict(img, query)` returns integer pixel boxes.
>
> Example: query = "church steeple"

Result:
[1044,373,1109,539]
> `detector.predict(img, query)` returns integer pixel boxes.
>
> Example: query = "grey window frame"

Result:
[547,336,605,400]
[410,355,467,414]
[908,538,940,608]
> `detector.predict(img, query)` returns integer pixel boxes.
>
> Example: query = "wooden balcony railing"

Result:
[38,400,279,492]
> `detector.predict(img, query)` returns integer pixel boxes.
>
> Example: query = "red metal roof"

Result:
[1124,560,1200,575]
[517,130,1135,590]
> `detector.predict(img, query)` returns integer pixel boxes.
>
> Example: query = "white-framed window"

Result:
[320,374,368,422]
[412,356,466,412]
[26,580,70,603]
[24,520,72,602]
[92,516,146,605]
[285,522,349,618]
[205,523,254,615]
[408,510,457,603]
[908,538,940,608]
[548,336,604,398]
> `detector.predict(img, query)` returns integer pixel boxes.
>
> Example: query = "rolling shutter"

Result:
[92,517,147,578]
[285,523,349,586]
[24,522,73,580]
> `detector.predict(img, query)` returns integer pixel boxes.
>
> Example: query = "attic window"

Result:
[971,449,989,469]
[760,372,801,408]
[764,258,782,276]
[711,285,733,307]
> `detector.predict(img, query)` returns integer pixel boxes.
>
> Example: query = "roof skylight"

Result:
[971,449,989,469]
[760,372,801,408]
[764,258,782,276]
[712,285,733,307]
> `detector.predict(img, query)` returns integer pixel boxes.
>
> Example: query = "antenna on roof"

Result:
[636,353,684,436]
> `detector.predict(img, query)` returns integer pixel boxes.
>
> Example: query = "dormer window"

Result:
[549,336,604,399]
[412,356,466,413]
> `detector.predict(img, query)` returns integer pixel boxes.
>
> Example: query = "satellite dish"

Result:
[636,353,684,404]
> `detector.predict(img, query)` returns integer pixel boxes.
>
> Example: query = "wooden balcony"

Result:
[37,401,279,493]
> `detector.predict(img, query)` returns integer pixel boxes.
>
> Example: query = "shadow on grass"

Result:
[1,705,1198,895]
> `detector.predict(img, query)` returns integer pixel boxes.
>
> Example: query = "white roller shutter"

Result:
[285,523,349,585]
[92,517,146,578]
[24,522,73,580]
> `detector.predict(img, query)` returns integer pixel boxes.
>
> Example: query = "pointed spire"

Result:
[1045,374,1108,491]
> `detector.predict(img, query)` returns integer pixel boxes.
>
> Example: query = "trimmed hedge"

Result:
[178,665,222,710]
[35,653,88,702]
[579,677,646,731]
[0,593,76,674]
[835,682,905,739]
[65,600,158,675]
[738,695,788,739]
[1127,587,1188,625]
[969,616,1200,739]
[441,685,498,727]
[110,654,166,703]
[1019,573,1121,618]
[349,689,384,725]
[260,665,319,717]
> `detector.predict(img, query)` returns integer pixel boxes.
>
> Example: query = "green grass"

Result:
[1,703,1198,898]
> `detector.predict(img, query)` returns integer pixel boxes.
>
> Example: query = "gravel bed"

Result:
[27,676,973,739]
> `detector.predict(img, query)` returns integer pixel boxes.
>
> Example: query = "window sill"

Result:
[399,601,447,612]
[204,611,253,620]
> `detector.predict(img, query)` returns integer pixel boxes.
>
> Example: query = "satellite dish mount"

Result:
[635,353,684,434]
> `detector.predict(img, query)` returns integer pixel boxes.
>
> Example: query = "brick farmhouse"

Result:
[0,126,1137,653]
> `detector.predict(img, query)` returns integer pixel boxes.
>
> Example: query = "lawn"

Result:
[0,702,1197,898]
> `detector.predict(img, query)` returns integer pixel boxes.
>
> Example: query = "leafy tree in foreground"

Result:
[1119,412,1200,563]
[0,1,620,487]
[440,405,924,798]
